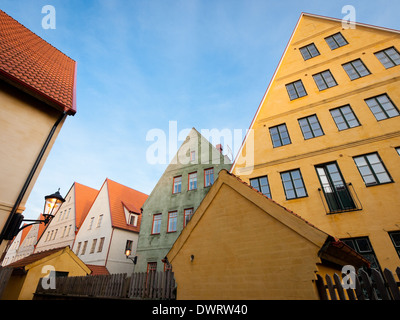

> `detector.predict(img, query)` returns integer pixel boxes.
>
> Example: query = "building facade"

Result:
[35,182,98,253]
[135,128,232,273]
[231,13,400,272]
[72,179,148,274]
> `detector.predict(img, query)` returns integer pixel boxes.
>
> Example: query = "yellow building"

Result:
[167,170,369,300]
[1,246,91,300]
[231,13,400,272]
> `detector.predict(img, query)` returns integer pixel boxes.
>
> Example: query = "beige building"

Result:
[0,10,77,253]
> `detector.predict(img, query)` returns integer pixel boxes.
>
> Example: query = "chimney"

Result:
[216,144,223,154]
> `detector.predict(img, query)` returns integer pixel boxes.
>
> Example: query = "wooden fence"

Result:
[34,271,176,300]
[316,267,400,300]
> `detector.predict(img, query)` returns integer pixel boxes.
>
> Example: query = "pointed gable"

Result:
[106,179,148,232]
[74,182,99,229]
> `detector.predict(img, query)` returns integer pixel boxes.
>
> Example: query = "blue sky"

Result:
[2,0,400,219]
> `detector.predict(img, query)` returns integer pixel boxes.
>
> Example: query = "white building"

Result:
[35,182,98,253]
[72,179,148,275]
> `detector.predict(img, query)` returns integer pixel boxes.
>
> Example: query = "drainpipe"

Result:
[0,111,67,244]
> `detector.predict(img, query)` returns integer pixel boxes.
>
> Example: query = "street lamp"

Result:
[0,189,65,240]
[125,249,138,265]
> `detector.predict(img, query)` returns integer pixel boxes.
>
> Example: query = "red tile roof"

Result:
[0,10,77,115]
[8,246,66,269]
[86,264,110,275]
[106,179,148,233]
[74,182,99,230]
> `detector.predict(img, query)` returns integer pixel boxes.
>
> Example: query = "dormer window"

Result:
[128,213,138,227]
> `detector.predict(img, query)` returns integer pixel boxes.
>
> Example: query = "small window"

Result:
[128,214,138,226]
[97,214,103,228]
[204,168,214,187]
[330,105,360,131]
[388,231,400,258]
[280,169,307,200]
[90,239,97,254]
[151,214,162,234]
[167,211,178,232]
[190,151,196,162]
[396,147,400,156]
[299,43,320,60]
[313,70,337,90]
[298,115,324,139]
[342,59,371,80]
[76,242,81,255]
[269,124,291,148]
[173,176,182,194]
[365,94,399,121]
[184,208,194,227]
[188,172,197,190]
[81,241,88,255]
[98,237,105,253]
[250,176,271,198]
[325,32,348,50]
[341,237,380,270]
[375,47,400,69]
[88,217,94,230]
[286,80,307,100]
[147,262,157,273]
[353,153,393,186]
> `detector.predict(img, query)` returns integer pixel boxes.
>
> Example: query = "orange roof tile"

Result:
[74,182,99,230]
[19,223,33,245]
[106,179,148,233]
[86,264,110,275]
[0,10,77,114]
[8,246,67,269]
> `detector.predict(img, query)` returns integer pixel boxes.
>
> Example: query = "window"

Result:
[98,237,105,252]
[76,242,81,255]
[97,214,103,228]
[299,43,320,60]
[81,241,88,255]
[313,70,337,90]
[184,208,194,227]
[250,176,272,198]
[188,172,197,190]
[341,237,380,270]
[316,162,356,213]
[151,214,162,234]
[388,231,400,258]
[396,147,400,156]
[190,151,196,162]
[375,47,400,69]
[88,217,94,230]
[173,176,182,194]
[167,211,178,232]
[286,80,307,100]
[365,94,399,121]
[280,169,307,200]
[330,105,360,130]
[147,262,157,273]
[298,115,324,139]
[325,32,348,50]
[353,153,393,186]
[269,124,291,148]
[342,59,370,80]
[204,168,214,187]
[90,239,97,254]
[128,214,138,226]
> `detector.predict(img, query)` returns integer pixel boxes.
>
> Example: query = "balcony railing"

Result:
[318,183,362,214]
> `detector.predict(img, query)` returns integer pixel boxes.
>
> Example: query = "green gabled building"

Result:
[135,128,231,272]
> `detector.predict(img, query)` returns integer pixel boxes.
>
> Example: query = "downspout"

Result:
[0,111,67,244]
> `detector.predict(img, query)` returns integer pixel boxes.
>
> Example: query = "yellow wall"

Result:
[2,248,90,300]
[0,80,65,254]
[168,172,336,300]
[232,15,400,272]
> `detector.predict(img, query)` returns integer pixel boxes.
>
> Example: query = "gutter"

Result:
[0,111,67,243]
